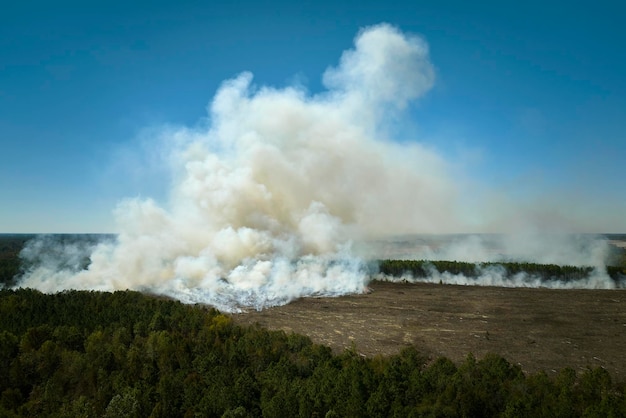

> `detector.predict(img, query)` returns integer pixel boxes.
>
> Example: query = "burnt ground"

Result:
[231,281,626,380]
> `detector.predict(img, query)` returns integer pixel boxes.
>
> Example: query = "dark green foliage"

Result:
[0,289,624,417]
[607,242,626,271]
[0,235,33,288]
[607,265,626,282]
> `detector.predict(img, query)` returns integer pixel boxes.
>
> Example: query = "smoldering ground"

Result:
[14,24,623,311]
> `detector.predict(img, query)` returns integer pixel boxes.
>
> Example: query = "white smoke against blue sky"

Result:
[2,1,625,234]
[19,24,451,309]
[16,24,621,310]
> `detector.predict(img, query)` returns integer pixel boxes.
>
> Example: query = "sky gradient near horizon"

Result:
[1,0,625,233]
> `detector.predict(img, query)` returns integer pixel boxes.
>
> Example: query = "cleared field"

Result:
[232,281,626,380]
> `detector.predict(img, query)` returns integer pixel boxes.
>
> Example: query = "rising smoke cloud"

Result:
[16,24,619,310]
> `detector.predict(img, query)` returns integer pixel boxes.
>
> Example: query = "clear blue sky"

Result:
[1,0,624,233]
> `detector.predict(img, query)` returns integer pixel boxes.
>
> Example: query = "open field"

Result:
[232,281,626,379]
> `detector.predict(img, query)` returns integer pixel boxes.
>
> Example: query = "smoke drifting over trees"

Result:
[13,24,624,310]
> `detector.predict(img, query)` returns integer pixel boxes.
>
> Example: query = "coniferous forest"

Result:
[1,288,625,417]
[0,235,625,417]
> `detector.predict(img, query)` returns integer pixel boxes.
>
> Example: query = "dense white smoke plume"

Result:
[19,24,458,311]
[16,24,620,310]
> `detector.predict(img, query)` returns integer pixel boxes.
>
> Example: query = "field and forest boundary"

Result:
[0,234,625,416]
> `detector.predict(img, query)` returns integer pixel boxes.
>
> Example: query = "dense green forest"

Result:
[1,235,625,416]
[1,288,625,417]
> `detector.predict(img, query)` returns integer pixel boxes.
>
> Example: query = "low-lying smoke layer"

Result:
[15,24,620,310]
[363,233,621,289]
[378,268,618,290]
[358,233,612,267]
[376,257,623,289]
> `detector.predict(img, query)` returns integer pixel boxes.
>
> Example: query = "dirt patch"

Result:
[231,281,626,379]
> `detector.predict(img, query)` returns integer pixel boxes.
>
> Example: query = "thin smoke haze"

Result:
[15,24,620,311]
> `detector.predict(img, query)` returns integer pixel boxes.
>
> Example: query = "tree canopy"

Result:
[0,288,624,417]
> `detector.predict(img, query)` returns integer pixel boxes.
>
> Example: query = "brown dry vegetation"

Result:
[232,281,626,380]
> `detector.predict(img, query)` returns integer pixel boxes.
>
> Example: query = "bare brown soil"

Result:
[232,281,626,379]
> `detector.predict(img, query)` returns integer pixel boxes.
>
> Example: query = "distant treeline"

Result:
[2,234,626,288]
[378,259,626,284]
[1,288,625,417]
